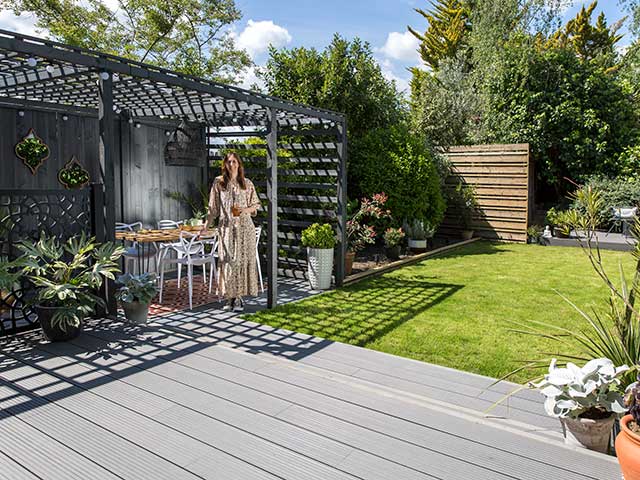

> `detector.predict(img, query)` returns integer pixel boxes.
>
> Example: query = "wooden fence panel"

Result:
[441,144,530,243]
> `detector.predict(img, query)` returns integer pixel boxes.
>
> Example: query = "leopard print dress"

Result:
[206,176,261,299]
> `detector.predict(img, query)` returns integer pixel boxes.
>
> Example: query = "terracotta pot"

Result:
[345,251,355,276]
[461,229,474,241]
[560,414,615,453]
[616,415,640,480]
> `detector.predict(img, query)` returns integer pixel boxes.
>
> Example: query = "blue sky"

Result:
[0,1,633,92]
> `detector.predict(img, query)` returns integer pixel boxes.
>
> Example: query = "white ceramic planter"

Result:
[408,239,427,250]
[561,415,615,453]
[307,247,334,290]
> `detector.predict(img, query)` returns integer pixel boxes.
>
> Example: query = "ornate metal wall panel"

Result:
[0,188,92,336]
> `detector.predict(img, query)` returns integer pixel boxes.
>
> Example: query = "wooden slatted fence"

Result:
[440,144,531,243]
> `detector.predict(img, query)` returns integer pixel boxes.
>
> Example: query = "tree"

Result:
[408,0,470,71]
[4,0,252,83]
[261,35,404,140]
[545,1,625,64]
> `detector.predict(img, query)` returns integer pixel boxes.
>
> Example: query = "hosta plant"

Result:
[115,273,159,304]
[17,233,124,331]
[532,358,629,419]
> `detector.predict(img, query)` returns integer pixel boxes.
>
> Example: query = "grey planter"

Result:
[122,300,151,325]
[307,247,334,290]
[561,415,615,453]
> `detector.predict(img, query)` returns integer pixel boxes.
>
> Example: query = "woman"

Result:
[202,152,261,312]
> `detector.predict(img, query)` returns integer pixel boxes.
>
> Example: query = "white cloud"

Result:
[0,11,39,37]
[235,20,292,59]
[379,58,410,94]
[379,31,421,62]
[237,65,265,91]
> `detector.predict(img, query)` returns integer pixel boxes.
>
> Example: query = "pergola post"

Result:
[335,120,348,287]
[98,71,117,314]
[266,107,278,308]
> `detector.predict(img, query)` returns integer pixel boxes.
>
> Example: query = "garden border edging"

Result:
[344,237,481,285]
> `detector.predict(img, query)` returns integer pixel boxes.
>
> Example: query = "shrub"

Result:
[301,223,336,249]
[351,124,446,228]
[347,193,392,253]
[383,227,405,248]
[575,175,640,226]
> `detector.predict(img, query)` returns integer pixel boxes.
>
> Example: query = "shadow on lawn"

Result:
[251,276,463,347]
[426,239,510,261]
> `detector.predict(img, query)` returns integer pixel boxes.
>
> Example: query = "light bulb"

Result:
[26,57,37,67]
[45,65,55,74]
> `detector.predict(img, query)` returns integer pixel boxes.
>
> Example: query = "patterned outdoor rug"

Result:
[149,274,221,316]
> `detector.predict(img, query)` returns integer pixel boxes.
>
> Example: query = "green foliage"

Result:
[115,273,159,304]
[7,0,251,83]
[448,180,478,229]
[383,227,405,248]
[408,0,470,71]
[351,124,446,227]
[17,233,124,332]
[0,256,24,291]
[527,224,543,243]
[261,35,404,141]
[166,184,209,220]
[16,135,49,172]
[301,223,336,250]
[575,175,640,226]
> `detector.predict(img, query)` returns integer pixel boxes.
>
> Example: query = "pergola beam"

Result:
[266,107,278,308]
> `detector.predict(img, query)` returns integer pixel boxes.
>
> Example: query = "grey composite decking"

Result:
[0,286,622,480]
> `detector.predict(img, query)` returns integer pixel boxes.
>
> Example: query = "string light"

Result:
[26,57,37,67]
[17,110,24,117]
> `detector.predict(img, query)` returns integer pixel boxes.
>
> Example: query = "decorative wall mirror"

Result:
[15,128,50,175]
[58,156,91,189]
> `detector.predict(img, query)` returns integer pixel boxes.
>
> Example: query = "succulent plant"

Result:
[532,358,629,419]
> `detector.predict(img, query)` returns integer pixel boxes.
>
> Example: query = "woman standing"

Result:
[202,152,261,312]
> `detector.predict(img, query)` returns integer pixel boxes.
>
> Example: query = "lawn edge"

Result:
[343,237,482,286]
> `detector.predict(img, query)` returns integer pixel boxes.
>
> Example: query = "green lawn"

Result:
[249,241,634,383]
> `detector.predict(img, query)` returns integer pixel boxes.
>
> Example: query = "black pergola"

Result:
[0,29,347,308]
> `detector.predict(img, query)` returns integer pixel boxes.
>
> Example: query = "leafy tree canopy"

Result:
[4,0,252,82]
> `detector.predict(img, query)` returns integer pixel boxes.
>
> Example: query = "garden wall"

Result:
[0,104,205,226]
[440,143,531,242]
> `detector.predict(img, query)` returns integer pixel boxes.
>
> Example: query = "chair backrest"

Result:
[178,231,204,256]
[158,220,182,230]
[115,221,142,232]
[255,226,262,247]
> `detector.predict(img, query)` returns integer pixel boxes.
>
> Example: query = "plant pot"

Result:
[345,251,355,276]
[461,229,474,241]
[35,305,82,342]
[385,245,401,260]
[408,239,427,253]
[560,414,615,453]
[122,300,151,325]
[616,415,640,480]
[307,247,334,290]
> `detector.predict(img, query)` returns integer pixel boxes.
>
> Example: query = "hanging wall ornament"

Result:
[58,156,90,189]
[164,119,207,167]
[15,128,50,175]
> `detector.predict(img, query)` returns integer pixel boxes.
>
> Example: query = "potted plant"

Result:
[116,273,159,324]
[616,373,640,480]
[17,233,123,341]
[301,223,336,290]
[383,227,405,260]
[0,256,24,317]
[527,224,543,244]
[405,219,426,253]
[532,358,628,453]
[346,193,392,275]
[452,181,478,240]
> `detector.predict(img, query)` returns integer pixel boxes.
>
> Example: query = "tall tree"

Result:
[408,0,470,71]
[4,0,252,82]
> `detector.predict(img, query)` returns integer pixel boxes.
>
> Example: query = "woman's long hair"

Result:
[220,151,246,190]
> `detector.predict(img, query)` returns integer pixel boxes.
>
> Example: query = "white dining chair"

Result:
[158,231,218,310]
[116,221,157,274]
[156,220,192,284]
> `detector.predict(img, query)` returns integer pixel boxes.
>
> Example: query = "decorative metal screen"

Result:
[0,188,92,336]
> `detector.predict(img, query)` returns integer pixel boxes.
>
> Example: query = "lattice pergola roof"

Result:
[0,30,345,127]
